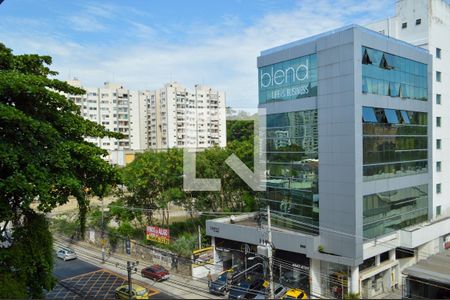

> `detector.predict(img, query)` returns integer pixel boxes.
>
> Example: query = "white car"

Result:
[56,248,77,261]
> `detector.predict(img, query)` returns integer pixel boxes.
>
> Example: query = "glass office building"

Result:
[208,25,435,298]
[262,110,319,232]
[361,45,430,239]
[362,46,428,101]
[258,54,319,232]
[363,185,428,238]
[362,106,428,181]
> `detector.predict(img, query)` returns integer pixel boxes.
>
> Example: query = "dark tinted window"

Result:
[363,106,428,181]
[363,185,428,238]
[362,46,428,101]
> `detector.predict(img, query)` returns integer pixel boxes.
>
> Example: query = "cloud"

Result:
[0,0,394,108]
[67,15,107,32]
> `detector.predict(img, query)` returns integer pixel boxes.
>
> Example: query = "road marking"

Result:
[54,268,160,299]
[101,268,160,297]
[62,268,104,281]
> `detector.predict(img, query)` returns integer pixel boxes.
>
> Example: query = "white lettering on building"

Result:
[260,59,309,88]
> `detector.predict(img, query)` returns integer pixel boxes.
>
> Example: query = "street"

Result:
[50,239,219,299]
[53,254,100,280]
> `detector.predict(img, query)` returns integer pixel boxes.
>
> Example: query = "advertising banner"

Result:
[146,225,170,244]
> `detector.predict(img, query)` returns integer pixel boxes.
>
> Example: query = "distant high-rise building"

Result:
[66,79,147,152]
[146,82,226,149]
[66,80,227,163]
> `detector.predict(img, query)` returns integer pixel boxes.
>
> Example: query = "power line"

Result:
[100,202,440,261]
[268,212,440,258]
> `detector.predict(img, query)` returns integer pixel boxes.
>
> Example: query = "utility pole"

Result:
[125,237,138,300]
[198,225,202,249]
[127,261,132,300]
[101,197,105,264]
[126,260,139,300]
[267,205,274,299]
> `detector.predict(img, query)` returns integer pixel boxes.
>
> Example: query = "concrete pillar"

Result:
[350,266,360,294]
[389,249,396,261]
[375,255,381,266]
[310,259,322,298]
[211,237,220,274]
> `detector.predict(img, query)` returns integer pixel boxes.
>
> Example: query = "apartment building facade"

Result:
[66,79,147,154]
[206,25,450,298]
[146,82,226,149]
[365,0,450,221]
[67,80,226,164]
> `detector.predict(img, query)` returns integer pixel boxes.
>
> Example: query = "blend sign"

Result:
[259,53,317,103]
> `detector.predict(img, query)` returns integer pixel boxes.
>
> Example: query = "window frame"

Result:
[402,22,407,29]
[436,161,442,172]
[436,48,441,59]
[416,19,422,25]
[436,94,442,105]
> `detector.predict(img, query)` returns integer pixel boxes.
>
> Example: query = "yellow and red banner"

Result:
[146,225,170,244]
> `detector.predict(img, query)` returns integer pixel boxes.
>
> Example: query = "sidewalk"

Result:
[54,237,220,299]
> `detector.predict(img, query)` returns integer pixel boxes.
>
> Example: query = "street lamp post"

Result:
[267,206,274,299]
[101,197,105,264]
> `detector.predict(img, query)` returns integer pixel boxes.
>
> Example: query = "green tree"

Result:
[0,43,120,297]
[121,149,184,225]
[226,119,254,143]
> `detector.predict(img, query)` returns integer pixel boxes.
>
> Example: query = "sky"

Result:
[0,0,395,108]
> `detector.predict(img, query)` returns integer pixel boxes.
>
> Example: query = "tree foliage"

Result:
[0,43,121,297]
[121,140,256,223]
[226,119,254,143]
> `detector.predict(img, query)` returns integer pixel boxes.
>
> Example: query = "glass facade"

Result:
[261,110,319,233]
[362,106,428,181]
[259,54,317,104]
[362,46,428,101]
[363,185,428,239]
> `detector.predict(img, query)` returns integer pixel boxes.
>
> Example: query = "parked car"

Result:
[115,284,149,300]
[229,280,251,300]
[251,282,287,299]
[209,270,231,295]
[56,247,77,261]
[229,278,267,299]
[273,283,289,299]
[281,288,308,299]
[141,264,170,281]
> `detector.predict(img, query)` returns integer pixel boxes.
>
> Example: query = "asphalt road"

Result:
[54,254,100,279]
[52,254,174,299]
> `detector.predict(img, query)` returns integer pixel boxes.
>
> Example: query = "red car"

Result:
[141,264,170,281]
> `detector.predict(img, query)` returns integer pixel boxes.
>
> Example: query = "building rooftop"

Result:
[402,249,450,284]
[260,24,428,56]
[211,212,319,236]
